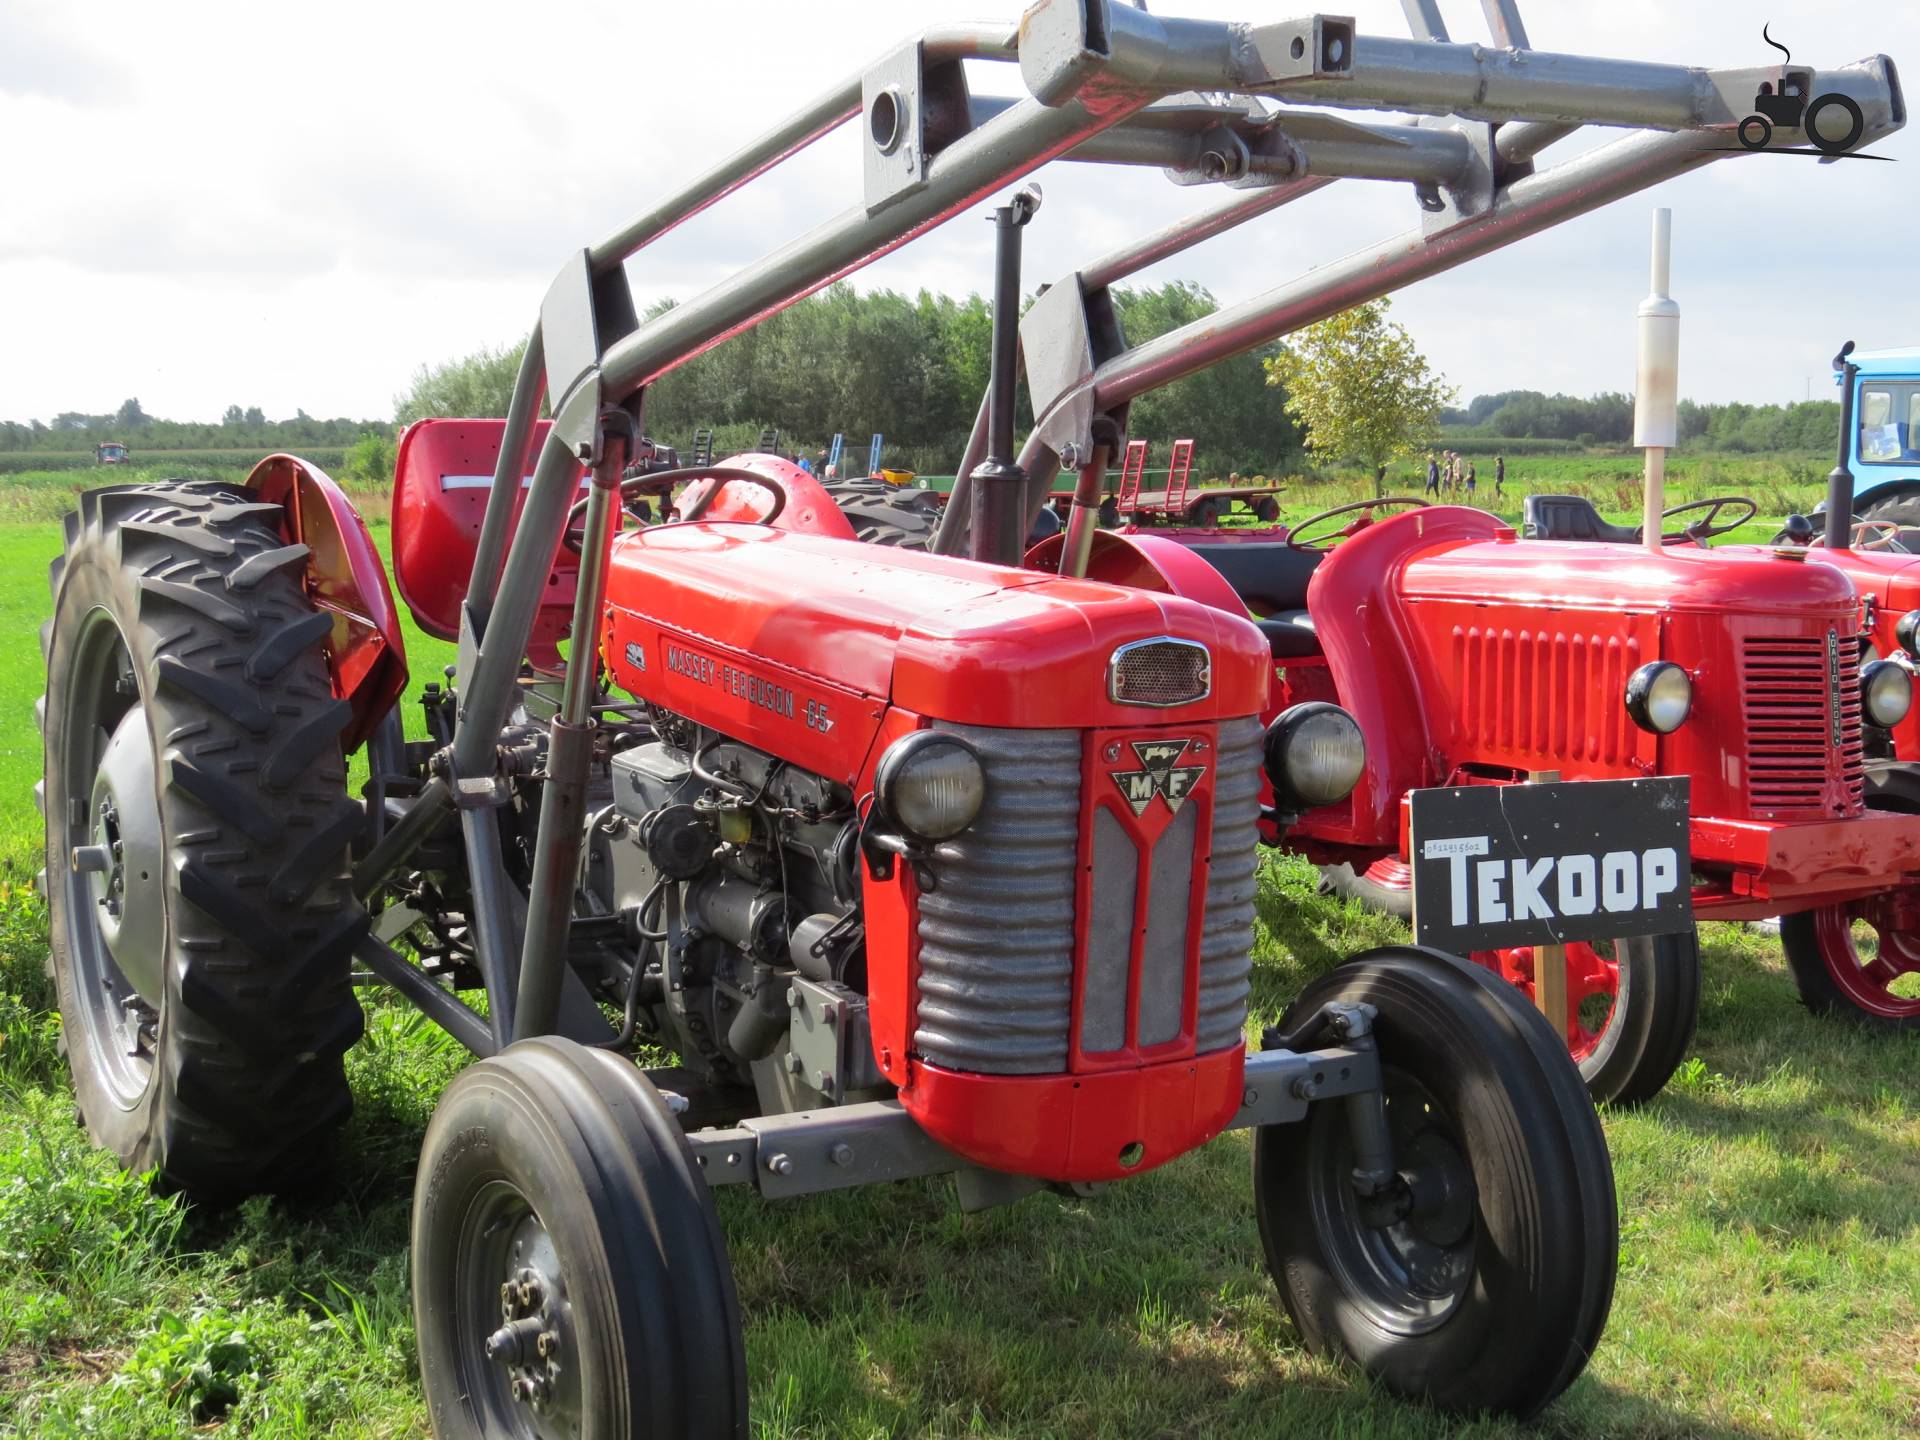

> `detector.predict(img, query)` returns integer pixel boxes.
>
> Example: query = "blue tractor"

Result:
[1831,347,1920,533]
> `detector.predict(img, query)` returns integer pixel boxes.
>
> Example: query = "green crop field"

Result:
[1,463,1917,1438]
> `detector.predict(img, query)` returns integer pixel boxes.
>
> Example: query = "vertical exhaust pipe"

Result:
[1635,207,1679,556]
[1826,341,1859,551]
[971,185,1042,566]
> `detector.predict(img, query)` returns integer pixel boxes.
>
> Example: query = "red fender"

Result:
[675,453,857,539]
[242,454,409,753]
[1021,529,1250,615]
[1306,507,1506,847]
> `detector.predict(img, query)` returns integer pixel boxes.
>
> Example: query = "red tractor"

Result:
[34,5,1903,1432]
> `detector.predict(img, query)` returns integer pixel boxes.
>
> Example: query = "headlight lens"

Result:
[1862,658,1913,728]
[1896,608,1920,659]
[1263,703,1367,810]
[874,732,986,842]
[1625,661,1692,734]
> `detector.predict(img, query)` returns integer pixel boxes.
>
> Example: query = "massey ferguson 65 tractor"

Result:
[34,2,1905,1433]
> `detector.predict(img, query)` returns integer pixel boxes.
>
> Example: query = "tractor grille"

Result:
[1449,624,1642,765]
[913,726,1080,1074]
[911,718,1260,1075]
[1740,634,1864,816]
[1196,717,1261,1053]
[1108,638,1212,708]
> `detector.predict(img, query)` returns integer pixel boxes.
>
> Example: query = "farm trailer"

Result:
[35,1,1902,1434]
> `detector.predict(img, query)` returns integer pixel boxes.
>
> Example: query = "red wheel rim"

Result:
[1808,894,1920,1020]
[1467,943,1619,1063]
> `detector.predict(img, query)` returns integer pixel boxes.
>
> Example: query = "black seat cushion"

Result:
[1176,539,1324,614]
[1522,494,1639,544]
[1255,610,1321,659]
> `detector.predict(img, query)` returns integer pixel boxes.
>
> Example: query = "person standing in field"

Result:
[1465,461,1477,497]
[1425,453,1440,495]
[1495,454,1505,496]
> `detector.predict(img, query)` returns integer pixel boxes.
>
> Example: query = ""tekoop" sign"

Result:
[1408,777,1692,954]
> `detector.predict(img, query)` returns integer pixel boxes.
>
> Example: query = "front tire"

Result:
[1254,947,1616,1420]
[413,1038,748,1439]
[1781,896,1920,1029]
[43,482,365,1198]
[1470,933,1701,1105]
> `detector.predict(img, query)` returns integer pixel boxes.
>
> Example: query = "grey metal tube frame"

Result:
[362,0,1901,1055]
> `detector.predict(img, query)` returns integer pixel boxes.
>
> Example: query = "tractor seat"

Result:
[1522,494,1639,544]
[1254,610,1321,659]
[1174,538,1325,615]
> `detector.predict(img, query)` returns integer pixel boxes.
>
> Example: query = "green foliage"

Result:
[1264,299,1454,483]
[338,432,396,488]
[393,338,531,424]
[114,1306,274,1421]
[1445,388,1843,453]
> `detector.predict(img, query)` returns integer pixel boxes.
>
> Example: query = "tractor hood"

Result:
[1400,534,1860,621]
[601,523,1269,786]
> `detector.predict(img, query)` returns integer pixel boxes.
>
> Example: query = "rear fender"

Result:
[241,454,409,753]
[675,453,857,539]
[1020,529,1249,615]
[1307,507,1505,848]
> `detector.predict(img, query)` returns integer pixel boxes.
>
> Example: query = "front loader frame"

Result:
[347,0,1905,1153]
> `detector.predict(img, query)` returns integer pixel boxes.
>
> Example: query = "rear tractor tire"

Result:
[1254,947,1616,1420]
[820,475,940,550]
[412,1037,748,1440]
[42,481,365,1198]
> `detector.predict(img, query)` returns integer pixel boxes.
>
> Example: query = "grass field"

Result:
[2,463,1918,1437]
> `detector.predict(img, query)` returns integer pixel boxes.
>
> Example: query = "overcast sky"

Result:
[2,0,1915,426]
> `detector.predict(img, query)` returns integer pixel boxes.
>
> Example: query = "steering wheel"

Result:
[561,465,788,554]
[1286,496,1428,552]
[1658,495,1756,543]
[1811,518,1908,553]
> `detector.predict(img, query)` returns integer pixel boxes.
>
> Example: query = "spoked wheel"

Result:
[1468,932,1701,1104]
[43,481,365,1197]
[1254,948,1616,1420]
[1781,892,1920,1030]
[413,1038,748,1439]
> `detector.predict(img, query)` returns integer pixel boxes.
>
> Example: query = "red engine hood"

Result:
[1401,534,1860,616]
[602,523,1269,782]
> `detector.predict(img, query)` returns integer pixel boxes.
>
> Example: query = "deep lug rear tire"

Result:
[1253,947,1616,1420]
[413,1037,748,1439]
[821,476,940,549]
[42,481,365,1199]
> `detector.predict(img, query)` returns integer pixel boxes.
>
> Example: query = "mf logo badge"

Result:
[1110,739,1206,817]
[624,642,647,673]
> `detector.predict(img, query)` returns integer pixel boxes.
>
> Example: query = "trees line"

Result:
[6,284,1844,473]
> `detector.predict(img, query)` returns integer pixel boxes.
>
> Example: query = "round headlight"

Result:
[1862,658,1913,728]
[1896,608,1920,659]
[1263,702,1367,810]
[1625,661,1692,734]
[874,732,986,842]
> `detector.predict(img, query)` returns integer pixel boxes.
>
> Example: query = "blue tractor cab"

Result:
[1842,347,1920,524]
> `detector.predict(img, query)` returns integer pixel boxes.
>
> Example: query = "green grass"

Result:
[1,468,1918,1436]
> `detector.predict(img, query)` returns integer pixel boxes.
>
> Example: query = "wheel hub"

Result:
[481,1216,580,1435]
[83,706,166,1008]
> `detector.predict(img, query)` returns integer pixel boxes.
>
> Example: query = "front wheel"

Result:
[1780,894,1920,1029]
[1469,932,1701,1105]
[413,1037,748,1439]
[1254,948,1616,1420]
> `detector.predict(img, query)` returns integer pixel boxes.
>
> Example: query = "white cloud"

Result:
[1,0,1915,423]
